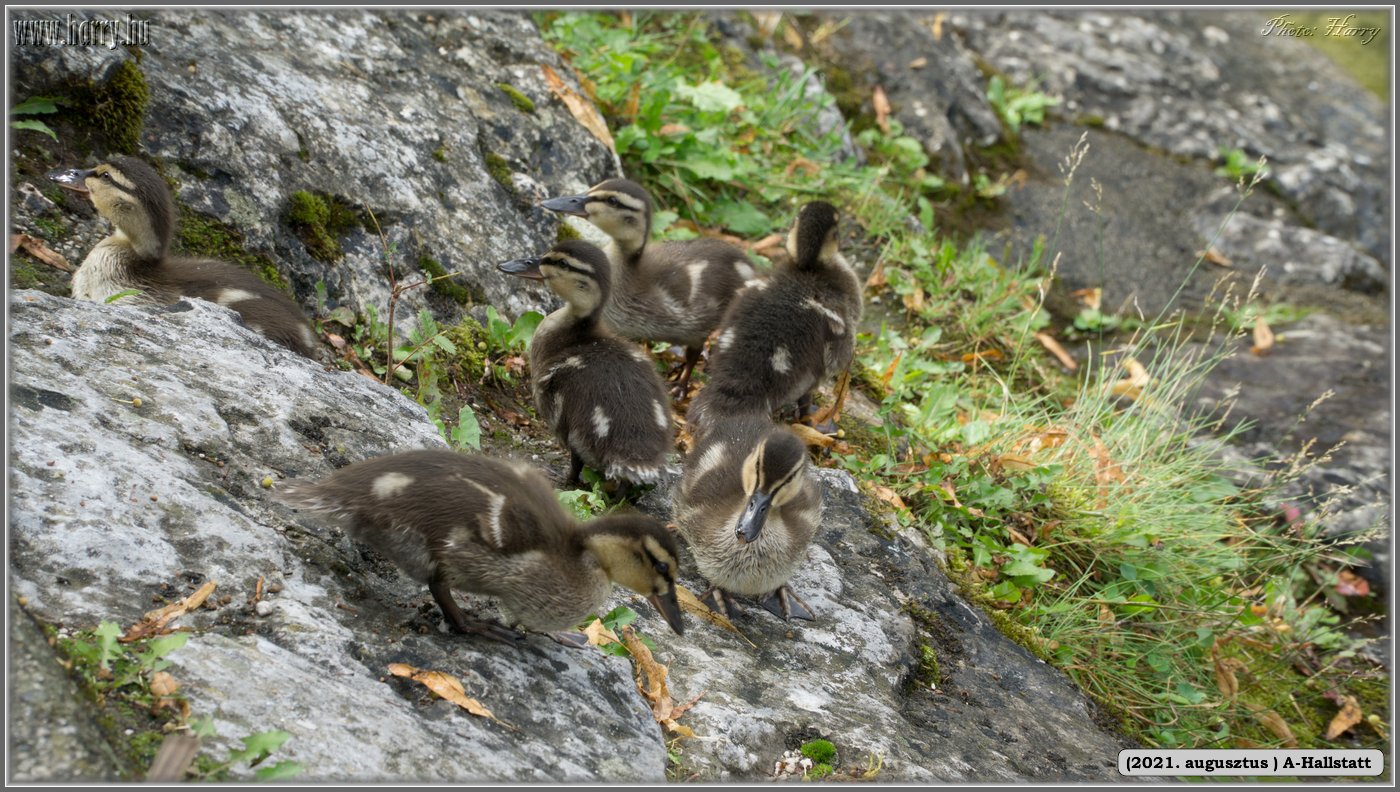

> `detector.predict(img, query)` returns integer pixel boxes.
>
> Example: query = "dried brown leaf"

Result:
[1251,316,1274,356]
[622,83,641,123]
[657,123,691,136]
[1034,332,1078,371]
[751,11,782,37]
[621,625,701,736]
[864,261,887,290]
[1325,696,1364,740]
[997,454,1038,472]
[1212,652,1239,700]
[1070,287,1102,311]
[782,21,804,49]
[1336,570,1371,598]
[1108,357,1150,400]
[1200,246,1234,267]
[149,671,180,697]
[541,64,615,151]
[676,586,755,647]
[869,483,907,510]
[1247,704,1298,747]
[902,285,925,313]
[388,663,511,728]
[930,13,945,40]
[782,158,821,178]
[788,422,835,449]
[122,581,217,643]
[872,85,891,135]
[908,56,928,69]
[12,233,73,271]
[880,352,901,389]
[582,617,621,648]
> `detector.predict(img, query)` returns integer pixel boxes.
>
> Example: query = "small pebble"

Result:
[255,600,275,618]
[47,460,55,466]
[268,582,283,594]
[149,495,158,502]
[131,397,142,408]
[261,476,274,489]
[17,596,28,607]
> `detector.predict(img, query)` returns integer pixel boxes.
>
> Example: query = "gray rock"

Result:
[8,599,123,782]
[8,291,664,782]
[10,9,616,331]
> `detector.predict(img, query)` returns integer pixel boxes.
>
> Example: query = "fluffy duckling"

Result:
[687,201,861,438]
[542,178,755,394]
[675,413,822,621]
[498,240,674,486]
[47,156,318,358]
[278,449,686,645]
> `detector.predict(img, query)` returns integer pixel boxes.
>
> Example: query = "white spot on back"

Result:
[372,472,413,500]
[592,405,611,438]
[562,356,585,370]
[803,297,846,335]
[654,400,670,430]
[486,492,508,549]
[300,324,317,349]
[735,262,755,281]
[215,288,259,307]
[716,328,736,353]
[772,346,792,373]
[690,441,729,483]
[686,262,708,302]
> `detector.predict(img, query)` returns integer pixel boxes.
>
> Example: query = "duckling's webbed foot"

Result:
[700,586,744,620]
[549,630,592,650]
[670,345,703,399]
[430,576,526,645]
[758,586,815,622]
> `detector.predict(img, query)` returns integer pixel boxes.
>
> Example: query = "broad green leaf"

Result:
[510,311,544,348]
[11,119,57,141]
[1002,559,1055,585]
[95,621,122,670]
[254,760,304,782]
[430,334,457,355]
[713,201,770,235]
[676,80,743,113]
[451,405,481,450]
[11,96,60,115]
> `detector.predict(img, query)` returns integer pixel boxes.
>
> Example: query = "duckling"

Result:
[498,240,675,487]
[277,449,686,646]
[686,201,861,438]
[675,413,822,621]
[542,178,755,395]
[47,156,318,358]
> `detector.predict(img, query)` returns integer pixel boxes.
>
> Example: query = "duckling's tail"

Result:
[273,480,340,515]
[605,461,680,486]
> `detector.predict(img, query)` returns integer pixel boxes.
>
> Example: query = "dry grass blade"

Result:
[122,581,217,643]
[541,64,615,151]
[676,586,756,648]
[1034,332,1078,371]
[1108,357,1151,400]
[387,663,515,730]
[12,233,73,271]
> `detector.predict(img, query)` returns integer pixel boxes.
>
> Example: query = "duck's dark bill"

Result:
[540,194,589,217]
[648,590,686,635]
[497,257,544,279]
[47,168,95,194]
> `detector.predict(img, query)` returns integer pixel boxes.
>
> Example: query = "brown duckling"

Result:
[277,449,686,646]
[48,155,317,358]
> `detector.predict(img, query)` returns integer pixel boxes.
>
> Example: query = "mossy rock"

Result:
[176,206,289,292]
[417,255,481,305]
[495,83,535,114]
[86,59,149,155]
[483,152,514,193]
[285,190,362,263]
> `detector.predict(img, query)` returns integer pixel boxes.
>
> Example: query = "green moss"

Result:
[554,221,582,243]
[800,738,836,764]
[443,318,490,381]
[286,190,361,263]
[432,144,448,163]
[417,255,478,305]
[484,152,514,192]
[11,257,44,289]
[88,59,149,154]
[1076,114,1106,128]
[33,215,66,239]
[176,207,288,291]
[496,83,536,113]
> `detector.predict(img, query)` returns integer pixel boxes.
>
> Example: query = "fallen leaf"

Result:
[1200,246,1233,267]
[930,12,945,40]
[1212,651,1240,699]
[620,626,703,736]
[997,454,1038,472]
[11,233,73,271]
[122,581,217,643]
[1325,695,1363,740]
[879,352,902,389]
[1070,287,1102,311]
[388,663,513,728]
[902,285,925,313]
[149,671,180,697]
[622,83,641,122]
[961,348,1004,365]
[1007,526,1033,546]
[1247,705,1298,747]
[748,233,786,256]
[782,21,804,49]
[782,158,821,178]
[869,483,906,510]
[657,123,691,136]
[751,11,782,37]
[675,586,755,647]
[940,480,985,518]
[1034,332,1078,371]
[146,732,200,783]
[864,261,887,290]
[1108,357,1150,400]
[582,617,620,648]
[872,85,892,134]
[1336,570,1371,598]
[908,56,928,69]
[1251,316,1274,356]
[541,64,615,152]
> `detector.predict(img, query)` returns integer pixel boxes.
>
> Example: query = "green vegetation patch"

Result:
[417,254,479,305]
[496,82,536,113]
[177,206,288,291]
[286,190,361,263]
[88,59,150,155]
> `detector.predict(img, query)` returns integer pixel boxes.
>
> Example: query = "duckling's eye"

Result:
[654,561,670,577]
[605,197,621,208]
[99,172,112,181]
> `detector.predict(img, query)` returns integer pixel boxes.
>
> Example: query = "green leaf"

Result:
[11,96,60,115]
[104,289,144,304]
[190,715,217,739]
[1002,559,1055,585]
[510,311,544,349]
[230,730,293,766]
[430,334,457,355]
[450,404,481,450]
[601,606,638,630]
[678,153,738,182]
[11,119,57,141]
[144,632,190,661]
[713,201,770,235]
[325,306,357,326]
[94,621,122,670]
[989,580,1021,603]
[676,80,743,113]
[254,760,304,782]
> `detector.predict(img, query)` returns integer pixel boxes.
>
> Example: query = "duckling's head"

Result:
[541,179,652,254]
[580,514,686,635]
[499,240,613,320]
[48,156,174,260]
[786,201,841,272]
[735,427,811,544]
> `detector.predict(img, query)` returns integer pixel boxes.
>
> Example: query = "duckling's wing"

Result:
[454,460,576,556]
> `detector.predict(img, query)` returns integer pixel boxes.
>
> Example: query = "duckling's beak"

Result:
[540,193,589,217]
[47,168,95,195]
[647,589,686,635]
[735,490,774,545]
[497,257,544,280]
